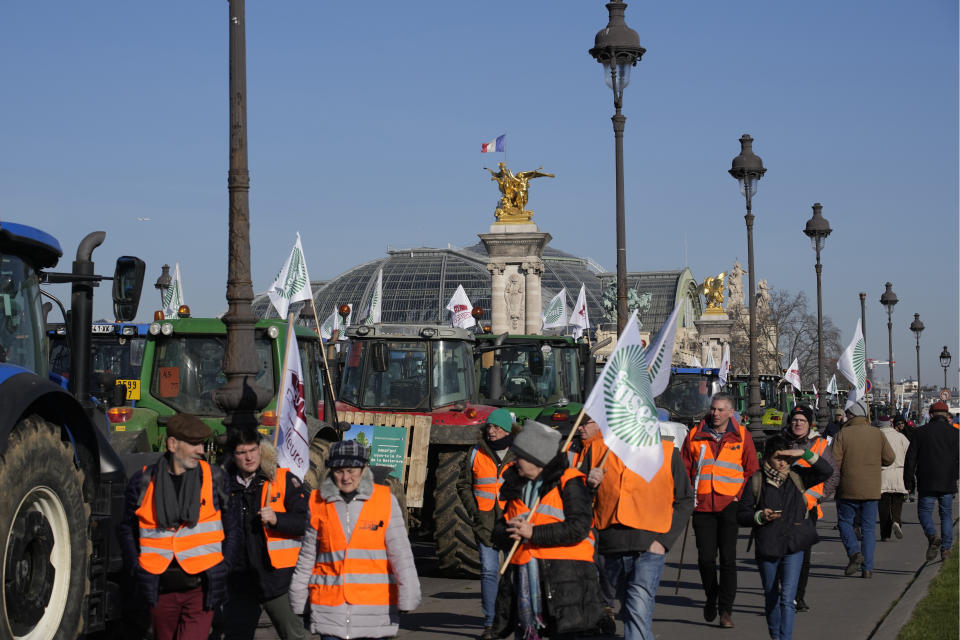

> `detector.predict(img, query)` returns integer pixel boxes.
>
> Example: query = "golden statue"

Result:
[484,162,554,223]
[701,272,728,311]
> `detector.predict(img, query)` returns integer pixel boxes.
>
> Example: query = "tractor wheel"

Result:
[371,467,409,529]
[432,449,480,577]
[304,435,333,493]
[0,415,90,640]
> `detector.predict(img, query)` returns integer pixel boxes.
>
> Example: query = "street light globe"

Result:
[910,313,924,337]
[880,282,898,309]
[803,202,832,252]
[589,1,645,95]
[729,134,766,197]
[940,346,952,369]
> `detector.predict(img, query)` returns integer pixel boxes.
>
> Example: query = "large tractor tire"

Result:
[0,416,90,639]
[304,435,333,493]
[432,449,480,577]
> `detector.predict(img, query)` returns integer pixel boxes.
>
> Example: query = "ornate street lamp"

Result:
[940,346,952,391]
[729,134,766,427]
[154,264,172,294]
[590,1,645,337]
[212,0,271,430]
[879,282,898,407]
[910,313,924,414]
[803,203,832,424]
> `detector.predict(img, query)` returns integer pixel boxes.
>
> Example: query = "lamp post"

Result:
[803,203,832,424]
[729,134,767,426]
[909,313,924,414]
[879,282,898,407]
[940,346,952,391]
[212,0,271,430]
[590,1,645,337]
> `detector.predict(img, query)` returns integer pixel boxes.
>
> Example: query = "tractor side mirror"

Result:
[113,256,145,322]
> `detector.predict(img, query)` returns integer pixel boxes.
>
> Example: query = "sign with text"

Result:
[347,424,409,479]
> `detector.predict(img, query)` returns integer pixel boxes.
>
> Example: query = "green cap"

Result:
[486,408,513,433]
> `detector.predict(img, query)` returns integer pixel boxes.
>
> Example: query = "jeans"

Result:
[837,499,879,571]
[918,493,954,550]
[479,542,500,626]
[603,551,666,640]
[795,509,818,600]
[757,551,803,640]
[692,502,740,613]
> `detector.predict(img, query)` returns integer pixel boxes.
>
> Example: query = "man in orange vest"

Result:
[117,413,228,640]
[288,439,421,639]
[219,425,309,640]
[680,393,759,629]
[456,407,516,640]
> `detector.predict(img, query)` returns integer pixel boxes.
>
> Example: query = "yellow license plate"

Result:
[118,379,140,401]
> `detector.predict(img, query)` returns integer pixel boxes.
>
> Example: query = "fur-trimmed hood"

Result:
[319,465,375,502]
[223,437,279,482]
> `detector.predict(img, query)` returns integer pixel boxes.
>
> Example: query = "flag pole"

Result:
[309,297,338,403]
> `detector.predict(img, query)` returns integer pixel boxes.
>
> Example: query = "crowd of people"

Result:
[116,395,957,640]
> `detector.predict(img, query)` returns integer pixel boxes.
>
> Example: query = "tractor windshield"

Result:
[479,343,582,407]
[659,375,723,422]
[0,254,45,374]
[50,332,146,382]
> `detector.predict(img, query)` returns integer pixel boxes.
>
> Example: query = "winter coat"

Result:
[116,454,233,610]
[904,416,960,495]
[879,427,910,495]
[456,428,515,547]
[781,427,840,503]
[491,453,604,638]
[222,439,309,601]
[288,467,421,638]
[737,453,833,559]
[830,416,896,500]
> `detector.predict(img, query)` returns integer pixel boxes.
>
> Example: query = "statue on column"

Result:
[728,261,745,308]
[700,271,728,312]
[485,162,555,223]
[504,273,524,331]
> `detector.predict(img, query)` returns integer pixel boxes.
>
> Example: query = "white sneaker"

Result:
[893,522,903,539]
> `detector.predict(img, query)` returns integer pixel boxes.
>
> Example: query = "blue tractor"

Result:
[0,223,144,638]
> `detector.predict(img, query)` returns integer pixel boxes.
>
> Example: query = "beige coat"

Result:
[831,417,896,500]
[879,427,910,494]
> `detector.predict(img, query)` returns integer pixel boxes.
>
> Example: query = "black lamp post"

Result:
[940,346,951,391]
[729,134,766,426]
[880,282,898,407]
[910,313,924,413]
[590,1,645,337]
[803,203,832,423]
[212,0,270,430]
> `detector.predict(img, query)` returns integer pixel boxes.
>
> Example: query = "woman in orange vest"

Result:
[288,439,421,639]
[491,420,603,639]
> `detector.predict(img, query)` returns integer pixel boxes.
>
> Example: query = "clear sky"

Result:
[2,1,956,388]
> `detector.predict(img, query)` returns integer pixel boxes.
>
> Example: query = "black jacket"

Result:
[737,454,833,560]
[456,430,515,547]
[492,453,603,638]
[904,416,960,495]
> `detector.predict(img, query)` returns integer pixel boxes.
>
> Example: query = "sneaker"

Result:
[795,597,810,612]
[703,598,718,622]
[927,536,942,562]
[893,522,903,539]
[844,552,864,576]
[942,549,953,562]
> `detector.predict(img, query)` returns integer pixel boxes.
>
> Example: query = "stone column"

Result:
[487,262,507,334]
[479,223,551,335]
[522,260,544,334]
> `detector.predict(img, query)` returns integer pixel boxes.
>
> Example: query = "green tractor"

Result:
[725,373,797,436]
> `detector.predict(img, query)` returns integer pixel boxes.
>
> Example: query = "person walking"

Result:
[117,414,229,640]
[824,408,846,440]
[738,435,834,640]
[904,401,960,562]
[877,416,910,542]
[289,439,421,639]
[680,393,759,629]
[780,405,838,613]
[457,408,517,640]
[219,425,308,640]
[586,420,694,639]
[830,399,895,578]
[492,420,604,639]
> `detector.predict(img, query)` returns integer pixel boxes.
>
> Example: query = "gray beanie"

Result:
[845,399,868,418]
[511,420,562,467]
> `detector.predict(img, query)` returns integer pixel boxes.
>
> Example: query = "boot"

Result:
[926,536,942,562]
[844,552,864,576]
[794,597,810,612]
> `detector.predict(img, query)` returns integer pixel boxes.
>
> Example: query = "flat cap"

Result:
[166,413,212,445]
[327,439,370,468]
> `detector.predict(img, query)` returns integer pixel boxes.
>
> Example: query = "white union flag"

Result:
[569,284,590,340]
[446,285,476,329]
[542,288,568,330]
[364,269,383,326]
[837,320,867,407]
[275,317,310,481]
[268,232,313,319]
[161,262,186,319]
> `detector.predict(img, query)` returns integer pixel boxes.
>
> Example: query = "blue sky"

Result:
[2,1,956,387]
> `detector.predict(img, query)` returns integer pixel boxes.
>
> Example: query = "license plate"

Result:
[91,324,114,334]
[118,379,140,400]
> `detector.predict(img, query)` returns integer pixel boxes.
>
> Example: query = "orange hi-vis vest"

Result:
[505,468,596,565]
[260,467,302,569]
[307,484,397,607]
[792,437,828,518]
[595,441,675,534]
[136,460,224,575]
[688,423,749,498]
[470,446,512,511]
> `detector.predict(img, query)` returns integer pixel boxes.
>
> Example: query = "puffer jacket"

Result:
[288,467,421,638]
[491,453,604,638]
[879,427,910,494]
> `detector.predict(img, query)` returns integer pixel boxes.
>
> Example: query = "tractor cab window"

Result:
[659,376,723,421]
[432,340,474,408]
[480,344,582,407]
[298,338,324,418]
[0,254,44,374]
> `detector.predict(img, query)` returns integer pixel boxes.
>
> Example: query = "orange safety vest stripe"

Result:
[793,437,828,517]
[308,483,397,607]
[594,441,675,533]
[472,447,512,512]
[504,468,595,565]
[260,467,302,569]
[136,460,225,575]
[688,423,748,497]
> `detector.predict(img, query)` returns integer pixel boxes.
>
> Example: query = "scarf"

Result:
[762,461,788,488]
[487,434,514,451]
[515,477,544,640]
[153,455,203,530]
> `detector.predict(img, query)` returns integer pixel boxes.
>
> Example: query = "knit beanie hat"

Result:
[486,408,514,433]
[511,420,561,467]
[788,405,815,426]
[846,399,868,418]
[877,415,892,428]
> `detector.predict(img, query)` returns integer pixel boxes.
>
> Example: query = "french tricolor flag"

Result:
[481,134,505,153]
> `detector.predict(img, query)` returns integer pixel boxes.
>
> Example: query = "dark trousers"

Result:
[879,492,905,539]
[796,509,818,601]
[692,501,739,613]
[150,586,214,640]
